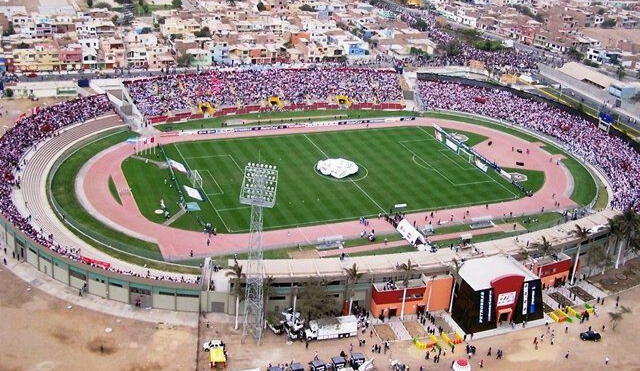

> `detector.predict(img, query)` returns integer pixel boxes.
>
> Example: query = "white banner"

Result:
[522,283,529,315]
[445,138,458,152]
[168,159,188,174]
[183,185,203,201]
[475,158,488,172]
[497,291,517,307]
[435,130,443,142]
[499,169,512,182]
[396,219,426,247]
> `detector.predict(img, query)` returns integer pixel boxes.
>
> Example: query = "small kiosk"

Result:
[309,359,327,371]
[331,356,347,370]
[350,353,366,368]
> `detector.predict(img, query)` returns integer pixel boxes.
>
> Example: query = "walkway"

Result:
[317,223,525,258]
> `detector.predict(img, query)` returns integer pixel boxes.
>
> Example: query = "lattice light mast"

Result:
[239,163,278,343]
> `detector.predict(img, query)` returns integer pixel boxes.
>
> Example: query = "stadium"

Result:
[1,66,639,368]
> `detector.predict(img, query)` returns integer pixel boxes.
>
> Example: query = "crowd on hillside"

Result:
[371,0,540,73]
[124,68,403,117]
[0,95,197,284]
[416,80,640,211]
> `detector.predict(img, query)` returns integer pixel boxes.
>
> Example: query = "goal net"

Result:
[459,148,474,163]
[190,170,203,189]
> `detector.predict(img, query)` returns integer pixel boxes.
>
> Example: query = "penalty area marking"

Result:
[200,169,224,196]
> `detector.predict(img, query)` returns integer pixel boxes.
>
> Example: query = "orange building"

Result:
[525,252,573,289]
[369,274,453,318]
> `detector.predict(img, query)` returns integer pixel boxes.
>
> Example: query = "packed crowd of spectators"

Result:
[124,67,403,117]
[371,0,540,73]
[0,94,198,284]
[416,80,640,211]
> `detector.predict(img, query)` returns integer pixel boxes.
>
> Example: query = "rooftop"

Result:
[458,255,539,291]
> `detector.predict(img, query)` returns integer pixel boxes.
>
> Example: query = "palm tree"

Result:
[611,209,640,268]
[570,225,590,285]
[262,275,275,330]
[609,305,632,331]
[396,259,417,319]
[448,258,462,313]
[343,263,363,315]
[225,262,244,330]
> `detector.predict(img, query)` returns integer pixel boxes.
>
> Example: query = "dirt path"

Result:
[0,267,197,371]
[80,118,575,260]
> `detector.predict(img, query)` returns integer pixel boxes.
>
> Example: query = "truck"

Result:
[304,315,358,341]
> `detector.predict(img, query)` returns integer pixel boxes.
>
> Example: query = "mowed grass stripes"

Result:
[126,126,543,233]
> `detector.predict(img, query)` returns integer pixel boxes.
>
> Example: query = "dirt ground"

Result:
[404,321,427,339]
[0,98,64,134]
[581,28,640,47]
[2,257,640,370]
[206,288,640,371]
[0,267,197,371]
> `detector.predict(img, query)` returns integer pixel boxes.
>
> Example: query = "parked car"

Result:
[202,339,225,351]
[580,331,601,341]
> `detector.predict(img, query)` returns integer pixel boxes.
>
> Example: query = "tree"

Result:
[608,305,631,331]
[95,2,112,9]
[172,0,182,8]
[3,88,14,98]
[2,22,15,36]
[444,40,462,56]
[570,225,590,284]
[610,209,639,268]
[343,263,363,315]
[194,26,211,38]
[396,259,417,320]
[601,18,616,28]
[177,54,191,67]
[567,47,584,61]
[532,236,554,258]
[111,15,119,24]
[448,258,462,313]
[617,65,626,80]
[597,8,605,15]
[296,280,337,322]
[87,0,93,7]
[225,262,244,330]
[299,4,315,12]
[263,275,275,309]
[257,2,266,11]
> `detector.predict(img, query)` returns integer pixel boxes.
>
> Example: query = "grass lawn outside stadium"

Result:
[125,125,545,233]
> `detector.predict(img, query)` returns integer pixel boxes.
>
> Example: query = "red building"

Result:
[525,252,572,289]
[369,274,453,319]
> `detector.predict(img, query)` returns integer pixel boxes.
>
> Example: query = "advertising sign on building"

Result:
[496,291,517,307]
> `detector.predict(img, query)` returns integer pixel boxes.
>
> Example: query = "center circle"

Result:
[313,161,369,182]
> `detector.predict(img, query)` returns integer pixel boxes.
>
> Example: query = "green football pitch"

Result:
[123,126,544,233]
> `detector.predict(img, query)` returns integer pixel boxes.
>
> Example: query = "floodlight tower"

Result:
[239,162,278,344]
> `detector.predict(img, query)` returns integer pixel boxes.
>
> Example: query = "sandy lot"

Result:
[2,258,640,371]
[0,267,197,371]
[581,28,640,48]
[214,288,640,371]
[0,98,64,134]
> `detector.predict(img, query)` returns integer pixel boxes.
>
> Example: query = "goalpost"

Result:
[190,169,203,189]
[459,148,474,164]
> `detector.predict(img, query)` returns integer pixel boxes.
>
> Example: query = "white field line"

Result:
[417,126,519,198]
[200,169,224,195]
[175,145,232,232]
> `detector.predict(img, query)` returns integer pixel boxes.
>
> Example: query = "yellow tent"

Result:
[268,96,284,108]
[210,346,226,364]
[334,95,352,107]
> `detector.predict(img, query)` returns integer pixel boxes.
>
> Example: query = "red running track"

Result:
[81,118,576,260]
